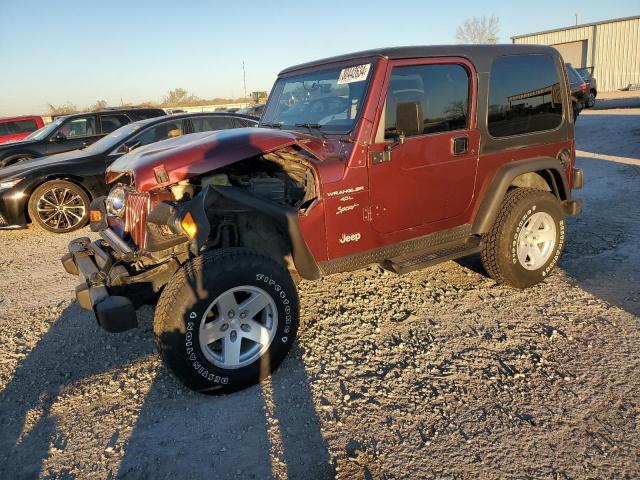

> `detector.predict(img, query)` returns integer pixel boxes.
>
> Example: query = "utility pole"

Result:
[242,60,247,100]
[575,13,578,26]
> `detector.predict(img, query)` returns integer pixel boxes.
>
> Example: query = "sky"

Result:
[0,0,638,116]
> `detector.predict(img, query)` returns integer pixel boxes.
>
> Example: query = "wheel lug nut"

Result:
[241,323,250,332]
[221,323,229,331]
[227,310,235,318]
[240,311,247,319]
[230,330,237,341]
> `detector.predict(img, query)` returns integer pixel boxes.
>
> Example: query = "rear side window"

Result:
[128,110,164,121]
[100,114,130,134]
[9,119,39,134]
[488,54,563,137]
[191,116,234,133]
[384,64,469,139]
[132,120,184,147]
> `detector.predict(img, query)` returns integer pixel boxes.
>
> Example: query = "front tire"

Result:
[27,180,90,233]
[154,248,300,394]
[480,188,565,289]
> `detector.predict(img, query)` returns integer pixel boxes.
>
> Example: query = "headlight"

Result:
[0,178,23,191]
[106,187,126,217]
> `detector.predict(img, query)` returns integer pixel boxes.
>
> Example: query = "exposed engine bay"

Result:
[169,147,317,209]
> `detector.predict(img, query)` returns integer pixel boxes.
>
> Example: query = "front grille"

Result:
[124,190,151,249]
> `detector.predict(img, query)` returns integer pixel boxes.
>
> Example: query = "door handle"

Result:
[452,136,468,156]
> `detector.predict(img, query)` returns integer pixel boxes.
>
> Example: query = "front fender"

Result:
[172,185,322,280]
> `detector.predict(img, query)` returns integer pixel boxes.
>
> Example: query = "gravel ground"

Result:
[1,109,639,479]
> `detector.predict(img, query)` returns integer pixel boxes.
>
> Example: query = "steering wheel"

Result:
[308,96,350,115]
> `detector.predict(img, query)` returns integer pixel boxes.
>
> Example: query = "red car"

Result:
[0,115,44,144]
[63,45,583,394]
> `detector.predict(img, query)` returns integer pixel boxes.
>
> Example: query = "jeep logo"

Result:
[339,233,361,244]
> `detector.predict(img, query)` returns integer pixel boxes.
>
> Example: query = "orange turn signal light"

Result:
[181,212,198,238]
[89,210,102,223]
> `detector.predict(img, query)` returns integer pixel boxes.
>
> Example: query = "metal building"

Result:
[512,15,640,92]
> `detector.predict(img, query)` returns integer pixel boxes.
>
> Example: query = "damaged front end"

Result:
[61,131,323,332]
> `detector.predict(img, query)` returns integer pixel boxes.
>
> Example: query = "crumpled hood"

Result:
[107,127,327,192]
[0,148,92,180]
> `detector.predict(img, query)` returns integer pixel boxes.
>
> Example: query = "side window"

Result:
[191,116,234,133]
[58,117,96,138]
[0,123,9,136]
[10,119,39,134]
[234,118,256,128]
[488,54,563,138]
[131,120,184,148]
[100,114,130,134]
[384,64,469,139]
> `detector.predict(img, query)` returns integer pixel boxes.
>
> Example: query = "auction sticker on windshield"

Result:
[338,64,371,84]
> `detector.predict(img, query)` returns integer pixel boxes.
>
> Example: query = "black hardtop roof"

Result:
[280,44,561,75]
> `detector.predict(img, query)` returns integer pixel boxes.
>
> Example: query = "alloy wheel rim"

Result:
[199,286,278,369]
[36,187,86,230]
[516,211,557,270]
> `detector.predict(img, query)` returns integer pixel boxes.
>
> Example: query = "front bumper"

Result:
[61,232,177,332]
[0,188,28,227]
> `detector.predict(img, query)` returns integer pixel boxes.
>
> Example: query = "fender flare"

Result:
[472,157,569,235]
[182,185,322,281]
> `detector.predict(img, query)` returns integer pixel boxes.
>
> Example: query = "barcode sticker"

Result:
[337,64,371,85]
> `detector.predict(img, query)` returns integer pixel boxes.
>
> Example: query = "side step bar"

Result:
[383,237,482,275]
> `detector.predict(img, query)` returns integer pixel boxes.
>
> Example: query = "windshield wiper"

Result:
[261,122,282,129]
[295,123,327,140]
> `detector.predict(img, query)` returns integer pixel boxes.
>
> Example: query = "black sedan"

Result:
[0,112,257,233]
[0,107,166,168]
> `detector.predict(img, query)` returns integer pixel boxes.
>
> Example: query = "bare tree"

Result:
[456,15,500,44]
[89,99,108,111]
[162,88,199,107]
[47,102,79,116]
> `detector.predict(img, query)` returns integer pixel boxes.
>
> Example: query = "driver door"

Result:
[368,58,479,234]
[45,115,100,154]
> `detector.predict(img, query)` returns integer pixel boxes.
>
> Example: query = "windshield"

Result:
[576,67,592,81]
[25,118,64,140]
[83,121,145,152]
[260,63,372,133]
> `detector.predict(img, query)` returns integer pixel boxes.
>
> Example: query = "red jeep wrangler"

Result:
[62,45,583,394]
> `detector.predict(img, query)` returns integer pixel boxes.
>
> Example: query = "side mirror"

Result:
[395,101,423,138]
[51,131,67,143]
[122,141,141,153]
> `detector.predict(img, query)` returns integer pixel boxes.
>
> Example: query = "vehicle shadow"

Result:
[115,342,333,479]
[0,302,154,479]
[0,303,333,479]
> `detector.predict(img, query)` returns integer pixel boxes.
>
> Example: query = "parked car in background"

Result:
[237,103,266,117]
[0,107,166,168]
[0,112,257,232]
[566,63,589,119]
[0,116,45,144]
[576,67,597,108]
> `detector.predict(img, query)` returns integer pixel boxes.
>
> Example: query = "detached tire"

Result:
[154,248,299,394]
[27,180,90,233]
[480,188,565,289]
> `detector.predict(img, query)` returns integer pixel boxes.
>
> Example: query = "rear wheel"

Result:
[480,188,565,289]
[154,248,299,394]
[27,180,90,233]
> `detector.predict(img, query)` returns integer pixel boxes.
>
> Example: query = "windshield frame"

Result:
[84,121,147,154]
[24,118,65,141]
[260,61,376,135]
